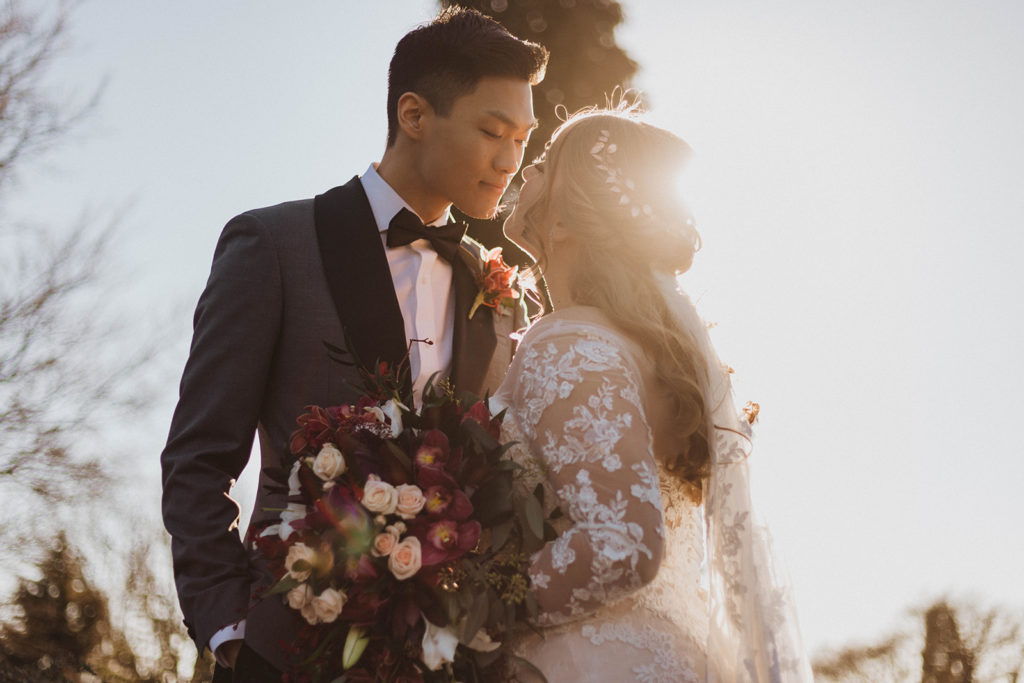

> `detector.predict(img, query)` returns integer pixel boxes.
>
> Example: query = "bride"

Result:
[490,107,813,682]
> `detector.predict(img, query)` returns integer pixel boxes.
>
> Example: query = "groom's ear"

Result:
[395,92,431,142]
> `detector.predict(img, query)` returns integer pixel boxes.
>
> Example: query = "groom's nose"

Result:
[494,137,522,177]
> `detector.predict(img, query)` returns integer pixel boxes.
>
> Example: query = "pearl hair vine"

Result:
[590,128,699,241]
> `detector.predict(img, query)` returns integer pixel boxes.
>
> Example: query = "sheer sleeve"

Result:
[511,327,665,627]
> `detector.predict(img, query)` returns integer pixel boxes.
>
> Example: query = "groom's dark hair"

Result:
[386,7,548,146]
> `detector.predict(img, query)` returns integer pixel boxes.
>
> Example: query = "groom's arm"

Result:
[161,211,282,656]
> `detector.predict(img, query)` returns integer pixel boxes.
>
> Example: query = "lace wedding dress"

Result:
[490,298,812,682]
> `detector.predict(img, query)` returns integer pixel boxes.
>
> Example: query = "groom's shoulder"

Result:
[233,197,315,230]
[228,177,362,233]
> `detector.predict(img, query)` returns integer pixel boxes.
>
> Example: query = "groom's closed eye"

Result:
[481,127,530,148]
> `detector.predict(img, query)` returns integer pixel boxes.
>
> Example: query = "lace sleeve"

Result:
[513,328,665,627]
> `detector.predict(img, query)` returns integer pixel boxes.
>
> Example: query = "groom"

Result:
[160,8,547,680]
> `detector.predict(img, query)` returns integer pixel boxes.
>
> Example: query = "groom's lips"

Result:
[481,181,506,195]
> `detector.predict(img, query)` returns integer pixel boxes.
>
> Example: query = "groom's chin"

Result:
[457,203,502,222]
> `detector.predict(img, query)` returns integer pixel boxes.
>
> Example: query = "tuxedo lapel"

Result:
[314,177,408,391]
[451,241,498,396]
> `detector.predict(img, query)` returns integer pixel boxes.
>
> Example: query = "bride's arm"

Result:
[516,330,665,626]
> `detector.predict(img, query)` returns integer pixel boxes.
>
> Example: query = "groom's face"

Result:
[418,77,536,220]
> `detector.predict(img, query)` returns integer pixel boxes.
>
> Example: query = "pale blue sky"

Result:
[14,0,1024,657]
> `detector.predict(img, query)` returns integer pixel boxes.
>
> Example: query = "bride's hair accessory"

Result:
[590,129,654,220]
[588,128,699,265]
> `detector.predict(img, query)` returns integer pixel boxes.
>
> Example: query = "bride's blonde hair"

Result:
[526,105,710,491]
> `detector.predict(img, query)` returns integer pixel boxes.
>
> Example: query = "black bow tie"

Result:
[386,208,466,264]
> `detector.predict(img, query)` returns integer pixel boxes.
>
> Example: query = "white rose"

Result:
[287,460,303,496]
[313,443,346,481]
[361,474,398,515]
[388,536,422,580]
[284,542,316,582]
[311,587,346,624]
[420,617,459,671]
[286,583,313,611]
[371,526,401,558]
[395,484,426,519]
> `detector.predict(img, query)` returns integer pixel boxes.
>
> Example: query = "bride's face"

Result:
[504,161,548,259]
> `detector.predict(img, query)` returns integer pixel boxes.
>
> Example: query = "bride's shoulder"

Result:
[517,306,643,359]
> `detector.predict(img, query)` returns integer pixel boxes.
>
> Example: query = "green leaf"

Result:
[525,591,539,620]
[472,476,513,525]
[495,441,519,458]
[460,591,489,645]
[265,574,299,596]
[474,647,503,668]
[523,493,544,541]
[461,417,498,452]
[384,440,412,472]
[490,519,513,551]
[509,655,550,683]
[532,482,545,508]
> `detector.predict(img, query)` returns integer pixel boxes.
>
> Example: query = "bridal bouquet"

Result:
[254,364,555,683]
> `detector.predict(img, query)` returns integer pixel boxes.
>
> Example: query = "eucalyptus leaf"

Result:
[474,647,502,668]
[460,591,489,645]
[509,655,550,683]
[461,417,498,452]
[523,493,544,541]
[490,518,513,551]
[525,591,539,620]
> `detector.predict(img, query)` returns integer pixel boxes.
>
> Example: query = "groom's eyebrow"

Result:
[484,110,539,132]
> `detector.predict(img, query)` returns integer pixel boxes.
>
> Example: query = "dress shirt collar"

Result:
[360,163,452,232]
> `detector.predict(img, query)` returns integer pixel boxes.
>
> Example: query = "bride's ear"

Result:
[395,92,431,141]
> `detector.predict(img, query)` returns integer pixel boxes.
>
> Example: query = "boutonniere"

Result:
[468,247,520,319]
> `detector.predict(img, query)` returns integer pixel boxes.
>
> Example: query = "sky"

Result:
[11,0,1024,660]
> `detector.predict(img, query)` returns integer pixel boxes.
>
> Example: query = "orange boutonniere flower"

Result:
[468,247,520,319]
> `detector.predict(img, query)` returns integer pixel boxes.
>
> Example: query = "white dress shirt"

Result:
[360,163,456,404]
[210,164,457,664]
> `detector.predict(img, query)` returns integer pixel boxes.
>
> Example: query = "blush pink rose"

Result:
[388,536,422,580]
[312,587,346,623]
[395,483,426,519]
[361,474,398,515]
[371,525,401,558]
[286,583,313,611]
[284,543,316,582]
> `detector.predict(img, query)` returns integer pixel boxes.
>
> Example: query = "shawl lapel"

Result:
[314,177,409,393]
[451,240,499,396]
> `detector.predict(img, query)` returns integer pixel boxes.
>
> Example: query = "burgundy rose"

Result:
[461,401,500,439]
